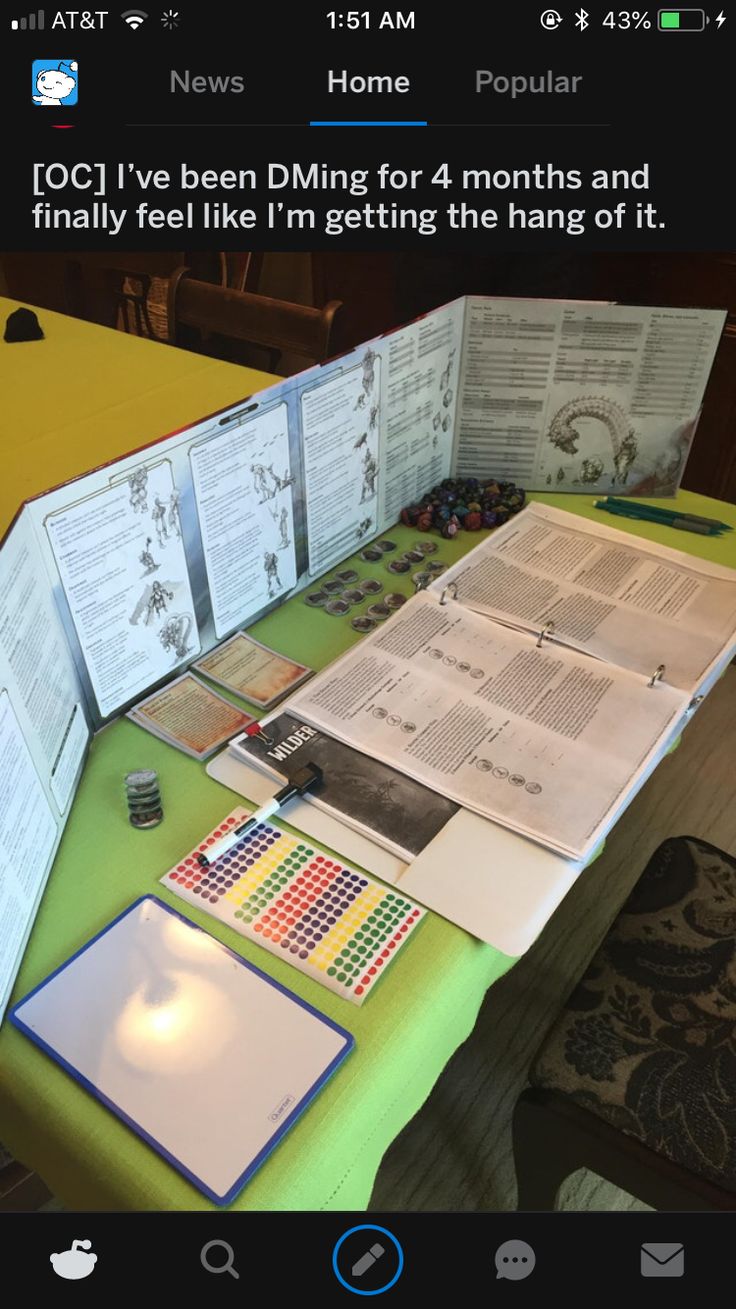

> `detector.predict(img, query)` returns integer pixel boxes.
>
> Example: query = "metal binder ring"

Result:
[439,581,458,606]
[536,621,555,648]
[648,663,666,688]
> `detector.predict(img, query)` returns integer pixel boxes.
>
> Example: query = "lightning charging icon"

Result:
[716,9,726,27]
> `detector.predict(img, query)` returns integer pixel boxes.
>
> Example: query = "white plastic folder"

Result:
[10,897,353,1205]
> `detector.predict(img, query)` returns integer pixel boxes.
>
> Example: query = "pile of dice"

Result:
[400,478,526,539]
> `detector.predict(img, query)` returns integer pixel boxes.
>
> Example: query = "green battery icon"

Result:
[658,8,706,29]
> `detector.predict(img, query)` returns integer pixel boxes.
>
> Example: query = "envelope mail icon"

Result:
[641,1243,685,1277]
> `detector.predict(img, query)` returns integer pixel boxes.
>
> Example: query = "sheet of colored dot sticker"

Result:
[161,808,426,1005]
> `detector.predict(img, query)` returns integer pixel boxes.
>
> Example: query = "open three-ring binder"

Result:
[284,503,736,862]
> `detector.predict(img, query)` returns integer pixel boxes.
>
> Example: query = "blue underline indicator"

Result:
[309,120,428,126]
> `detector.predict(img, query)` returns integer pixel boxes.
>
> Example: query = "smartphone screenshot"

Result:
[1,3,734,1297]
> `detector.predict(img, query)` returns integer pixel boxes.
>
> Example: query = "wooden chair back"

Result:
[167,267,342,371]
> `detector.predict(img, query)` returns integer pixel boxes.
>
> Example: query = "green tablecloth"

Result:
[1,485,734,1208]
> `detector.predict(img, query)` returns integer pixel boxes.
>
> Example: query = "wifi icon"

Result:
[121,9,148,28]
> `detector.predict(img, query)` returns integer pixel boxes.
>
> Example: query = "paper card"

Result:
[194,632,312,708]
[128,672,255,759]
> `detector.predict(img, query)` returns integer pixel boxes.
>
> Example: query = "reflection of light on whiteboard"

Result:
[115,972,236,1073]
[161,914,222,963]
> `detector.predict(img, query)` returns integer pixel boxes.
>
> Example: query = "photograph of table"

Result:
[1,298,734,1210]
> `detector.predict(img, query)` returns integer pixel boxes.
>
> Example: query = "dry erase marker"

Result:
[196,763,323,867]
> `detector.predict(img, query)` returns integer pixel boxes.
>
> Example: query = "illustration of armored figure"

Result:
[251,463,272,501]
[613,431,638,484]
[353,392,367,411]
[360,449,378,502]
[264,551,281,598]
[440,349,456,391]
[152,495,169,546]
[139,538,159,576]
[278,507,290,550]
[128,467,148,513]
[268,465,296,494]
[159,614,194,662]
[168,488,182,538]
[354,431,369,451]
[146,580,173,624]
[355,516,373,539]
[361,347,377,396]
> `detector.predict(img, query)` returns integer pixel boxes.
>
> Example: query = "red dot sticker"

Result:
[355,986,364,996]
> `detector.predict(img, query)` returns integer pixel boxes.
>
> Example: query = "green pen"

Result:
[594,502,721,536]
[602,497,732,531]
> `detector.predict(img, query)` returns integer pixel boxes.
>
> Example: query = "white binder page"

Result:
[287,590,688,861]
[432,502,736,694]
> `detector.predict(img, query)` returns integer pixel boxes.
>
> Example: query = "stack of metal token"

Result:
[124,769,163,829]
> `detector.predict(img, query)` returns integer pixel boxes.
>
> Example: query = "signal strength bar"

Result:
[11,9,45,28]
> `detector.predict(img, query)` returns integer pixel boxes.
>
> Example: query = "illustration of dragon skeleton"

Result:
[548,396,638,484]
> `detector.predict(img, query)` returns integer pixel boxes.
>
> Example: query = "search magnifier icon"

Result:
[200,1240,240,1279]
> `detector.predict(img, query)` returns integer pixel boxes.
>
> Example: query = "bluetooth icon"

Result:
[575,8,589,30]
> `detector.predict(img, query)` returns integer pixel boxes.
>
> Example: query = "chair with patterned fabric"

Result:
[513,836,736,1211]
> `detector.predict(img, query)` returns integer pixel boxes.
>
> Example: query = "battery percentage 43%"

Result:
[575,9,652,27]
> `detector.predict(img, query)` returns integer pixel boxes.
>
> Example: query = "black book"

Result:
[229,712,458,861]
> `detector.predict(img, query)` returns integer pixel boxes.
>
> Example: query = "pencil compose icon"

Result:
[352,1243,385,1277]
